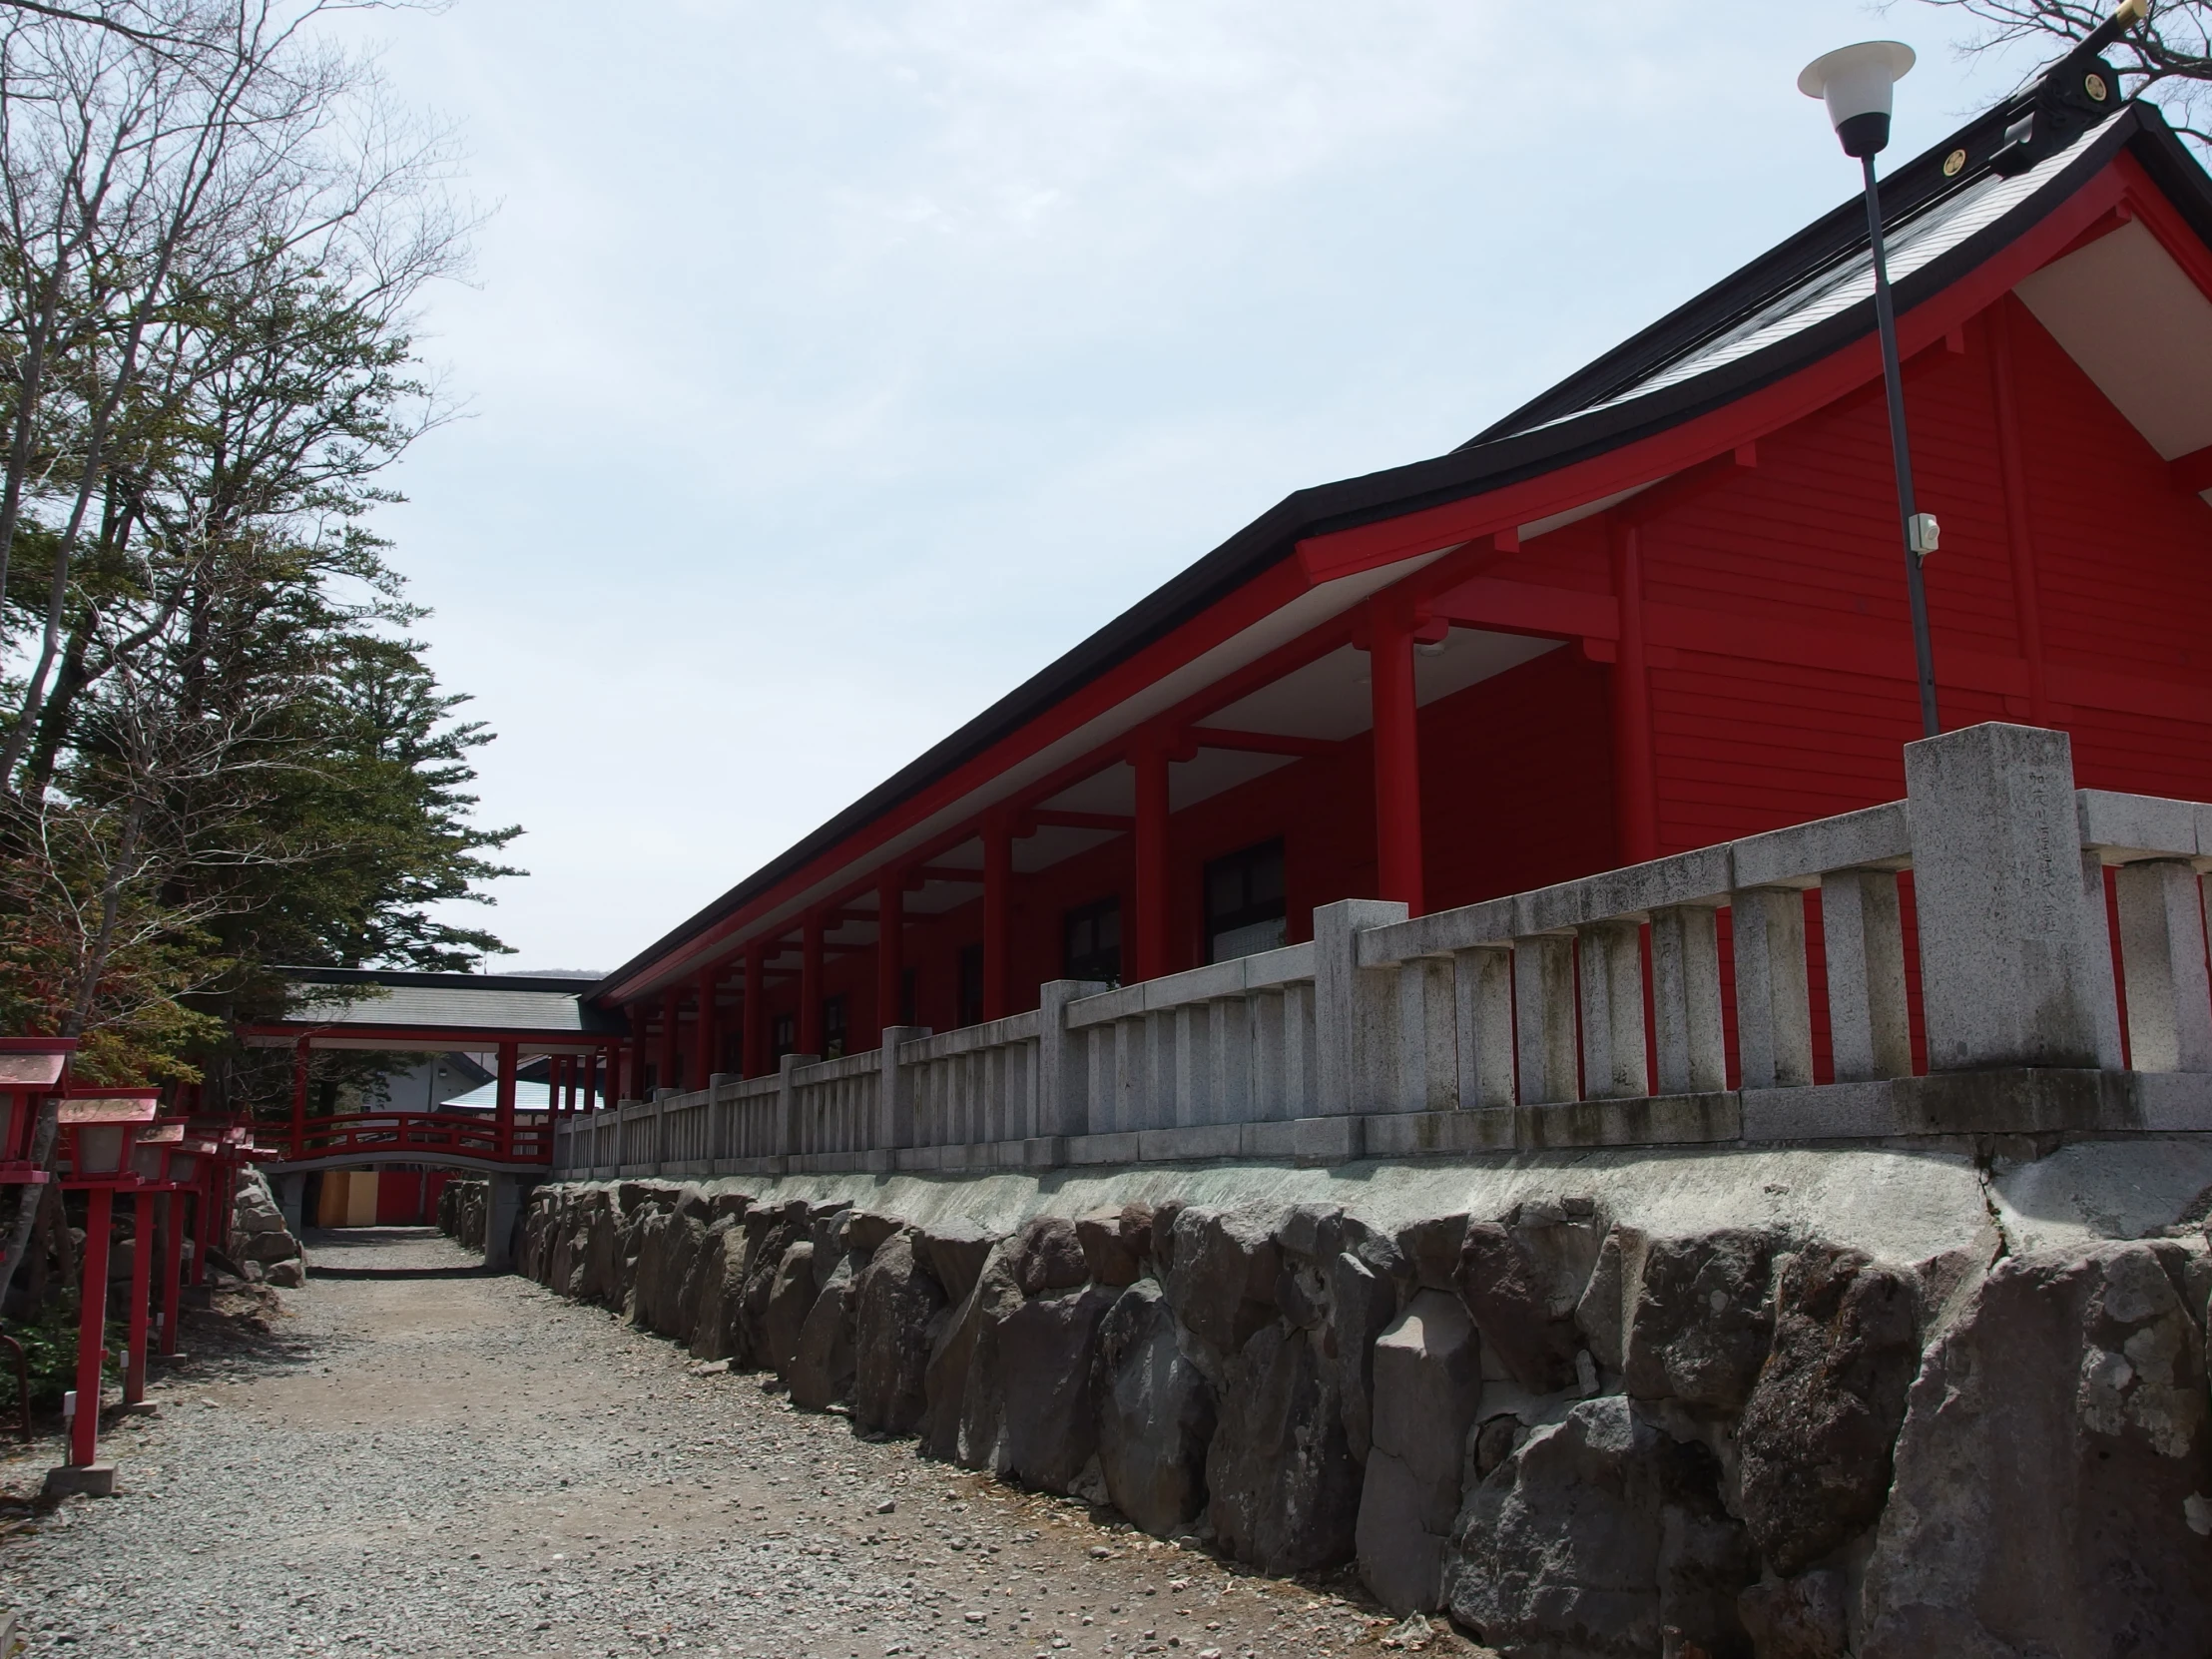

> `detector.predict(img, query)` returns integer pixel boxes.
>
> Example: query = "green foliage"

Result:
[5,1302,121,1412]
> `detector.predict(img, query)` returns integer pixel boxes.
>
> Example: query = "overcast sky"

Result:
[347,0,2046,975]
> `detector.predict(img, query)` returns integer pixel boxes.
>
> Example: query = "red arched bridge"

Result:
[240,968,631,1261]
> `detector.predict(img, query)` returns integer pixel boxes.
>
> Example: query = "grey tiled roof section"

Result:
[1518,135,2091,436]
[285,983,610,1034]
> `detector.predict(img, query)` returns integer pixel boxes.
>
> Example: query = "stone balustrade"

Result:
[555,723,2212,1182]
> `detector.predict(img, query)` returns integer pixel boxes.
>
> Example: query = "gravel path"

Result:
[0,1228,1464,1658]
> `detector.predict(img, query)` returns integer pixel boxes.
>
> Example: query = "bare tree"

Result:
[1917,0,2210,150]
[0,0,463,787]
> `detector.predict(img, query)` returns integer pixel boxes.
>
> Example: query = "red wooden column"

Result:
[1368,592,1425,913]
[654,992,681,1094]
[1609,522,1660,864]
[625,1016,647,1103]
[124,1188,154,1405]
[494,1040,518,1156]
[159,1191,185,1357]
[69,1186,112,1467]
[743,948,766,1077]
[288,1035,310,1157]
[691,964,719,1085]
[875,870,904,1042]
[1987,299,2052,726]
[1131,739,1172,982]
[799,914,825,1056]
[982,814,1015,1021]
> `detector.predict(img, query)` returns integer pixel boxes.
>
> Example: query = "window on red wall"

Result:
[900,966,918,1027]
[771,1012,796,1063]
[956,943,985,1029]
[823,994,848,1060]
[1062,896,1121,986]
[1205,838,1287,963]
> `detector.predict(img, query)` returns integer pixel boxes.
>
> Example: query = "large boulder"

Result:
[1207,1322,1362,1576]
[915,1218,999,1306]
[1093,1280,1215,1536]
[1357,1290,1481,1614]
[922,1243,1023,1464]
[1329,1249,1400,1465]
[789,1252,862,1409]
[1860,1241,2212,1658]
[1738,1571,1849,1659]
[580,1197,622,1306]
[650,1207,712,1340]
[997,1284,1119,1492]
[1007,1215,1089,1297]
[851,1231,947,1435]
[1164,1207,1281,1380]
[761,1240,818,1380]
[1076,1204,1152,1287]
[1456,1221,1579,1393]
[735,1208,803,1364]
[688,1223,750,1362]
[1445,1393,1755,1657]
[1623,1229,1777,1411]
[1735,1243,1920,1574]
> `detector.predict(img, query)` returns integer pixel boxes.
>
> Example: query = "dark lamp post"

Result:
[1801,41,1941,739]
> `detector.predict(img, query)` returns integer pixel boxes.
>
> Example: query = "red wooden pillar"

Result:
[1132,739,1172,982]
[494,1040,518,1156]
[654,992,680,1094]
[125,1188,153,1405]
[187,1182,207,1287]
[1368,592,1425,914]
[627,1012,648,1102]
[743,948,766,1078]
[288,1035,310,1157]
[1987,299,2052,727]
[982,815,1015,1021]
[691,965,719,1085]
[159,1191,185,1357]
[69,1185,112,1466]
[799,914,825,1056]
[1609,522,1659,865]
[875,870,904,1043]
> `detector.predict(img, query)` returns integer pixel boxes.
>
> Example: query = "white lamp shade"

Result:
[1800,42,1917,156]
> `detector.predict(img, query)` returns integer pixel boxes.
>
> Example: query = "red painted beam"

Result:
[1026,809,1135,831]
[1184,726,1338,760]
[907,864,985,886]
[2171,443,2212,495]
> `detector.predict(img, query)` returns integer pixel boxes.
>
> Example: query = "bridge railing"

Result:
[550,724,2212,1181]
[290,1110,552,1166]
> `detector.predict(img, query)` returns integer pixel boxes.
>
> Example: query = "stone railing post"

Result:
[1905,722,2116,1069]
[1315,898,1409,1115]
[876,1030,922,1150]
[1037,980,1108,1138]
[778,1052,819,1158]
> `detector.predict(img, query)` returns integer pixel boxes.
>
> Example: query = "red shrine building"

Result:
[587,79,2212,1099]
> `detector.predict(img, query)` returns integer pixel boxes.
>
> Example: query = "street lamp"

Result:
[1800,41,1941,739]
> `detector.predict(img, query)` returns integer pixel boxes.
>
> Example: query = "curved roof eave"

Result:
[593,100,2208,1005]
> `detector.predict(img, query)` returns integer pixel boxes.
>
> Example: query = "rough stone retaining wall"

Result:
[231,1167,305,1287]
[447,1137,2212,1656]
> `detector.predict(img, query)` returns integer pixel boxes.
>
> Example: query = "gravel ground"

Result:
[0,1228,1475,1659]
